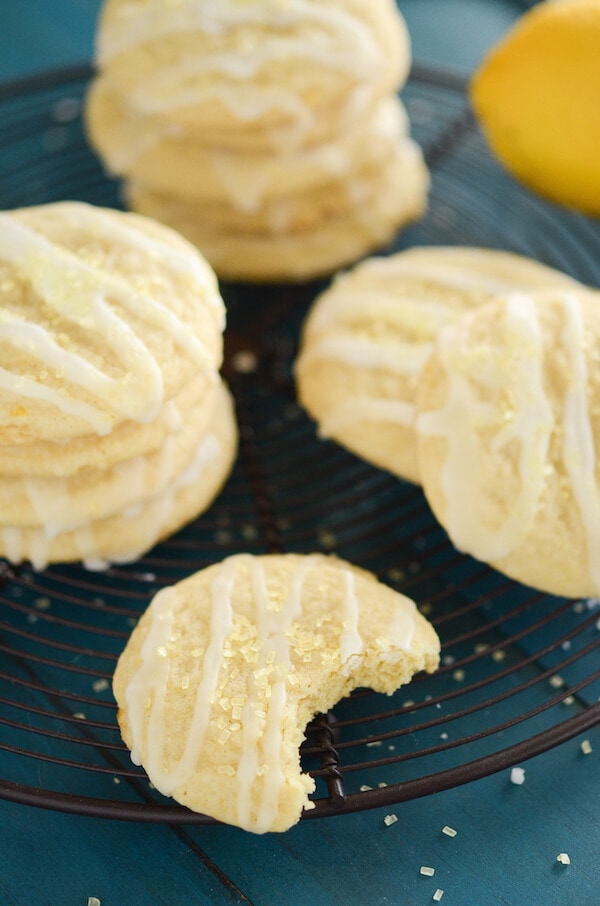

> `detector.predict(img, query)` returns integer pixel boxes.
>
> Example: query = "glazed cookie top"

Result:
[94,0,409,133]
[296,246,579,483]
[113,552,439,832]
[416,287,600,598]
[0,202,225,444]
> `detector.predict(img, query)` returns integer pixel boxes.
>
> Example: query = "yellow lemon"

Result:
[470,0,600,216]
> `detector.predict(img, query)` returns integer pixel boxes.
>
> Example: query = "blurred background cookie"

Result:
[86,0,428,282]
[127,130,428,282]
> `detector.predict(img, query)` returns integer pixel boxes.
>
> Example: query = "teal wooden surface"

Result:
[1,2,600,905]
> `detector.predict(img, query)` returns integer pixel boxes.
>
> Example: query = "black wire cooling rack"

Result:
[0,62,599,824]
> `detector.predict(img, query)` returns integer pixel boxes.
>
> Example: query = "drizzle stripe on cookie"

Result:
[120,554,420,832]
[417,293,553,561]
[0,213,213,432]
[559,294,600,589]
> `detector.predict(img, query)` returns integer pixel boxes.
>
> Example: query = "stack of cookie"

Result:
[0,201,237,570]
[85,0,429,283]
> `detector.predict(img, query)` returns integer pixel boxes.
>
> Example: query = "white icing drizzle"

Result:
[237,555,316,832]
[132,556,238,787]
[299,333,430,375]
[22,434,175,537]
[0,213,213,433]
[198,97,405,212]
[318,397,415,438]
[78,203,224,321]
[417,294,554,562]
[339,568,363,665]
[558,294,600,589]
[97,0,394,142]
[126,592,176,768]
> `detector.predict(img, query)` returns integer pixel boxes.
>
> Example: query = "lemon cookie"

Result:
[113,552,440,833]
[296,246,579,483]
[0,201,234,568]
[128,135,428,283]
[416,287,600,598]
[91,0,410,151]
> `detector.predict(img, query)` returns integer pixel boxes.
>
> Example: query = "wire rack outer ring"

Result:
[0,62,599,824]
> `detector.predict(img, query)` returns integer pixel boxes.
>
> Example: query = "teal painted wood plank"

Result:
[0,1,102,81]
[1,729,599,905]
[186,730,600,906]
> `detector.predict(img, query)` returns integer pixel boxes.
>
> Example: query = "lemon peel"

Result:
[470,0,600,216]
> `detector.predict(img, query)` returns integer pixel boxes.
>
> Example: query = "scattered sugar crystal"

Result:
[580,739,593,755]
[383,814,398,827]
[378,782,388,788]
[549,674,565,689]
[73,712,86,720]
[556,853,570,865]
[87,898,101,906]
[231,349,258,373]
[492,649,506,662]
[387,567,405,582]
[442,825,457,838]
[420,866,435,877]
[452,669,465,682]
[359,785,373,792]
[34,596,51,610]
[510,767,526,785]
[433,889,444,902]
[53,96,80,122]
[92,678,109,693]
[318,529,337,549]
[563,696,575,706]
[43,127,69,153]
